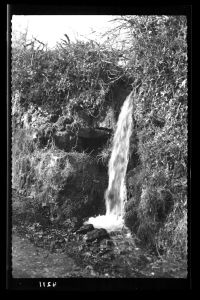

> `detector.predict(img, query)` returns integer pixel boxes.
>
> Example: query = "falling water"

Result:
[85,91,134,232]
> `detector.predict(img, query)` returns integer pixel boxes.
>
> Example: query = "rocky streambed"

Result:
[12,221,187,278]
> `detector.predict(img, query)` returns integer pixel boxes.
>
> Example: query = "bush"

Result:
[114,16,188,258]
[96,134,113,166]
[12,37,128,123]
[156,203,187,259]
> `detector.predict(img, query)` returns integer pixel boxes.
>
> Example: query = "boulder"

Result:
[85,228,110,243]
[76,224,95,234]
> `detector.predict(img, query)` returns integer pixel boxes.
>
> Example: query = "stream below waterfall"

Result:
[12,223,187,279]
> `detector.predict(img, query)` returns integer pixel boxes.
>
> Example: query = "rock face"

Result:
[53,126,111,153]
[76,224,95,235]
[54,130,76,151]
[84,228,110,243]
[78,127,112,139]
[77,127,112,154]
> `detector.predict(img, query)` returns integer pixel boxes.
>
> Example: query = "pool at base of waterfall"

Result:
[84,214,124,233]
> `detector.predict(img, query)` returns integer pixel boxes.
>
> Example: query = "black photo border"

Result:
[5,3,192,292]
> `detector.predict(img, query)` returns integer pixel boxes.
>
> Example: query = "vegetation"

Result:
[12,33,130,124]
[12,131,107,225]
[119,16,188,259]
[12,15,188,268]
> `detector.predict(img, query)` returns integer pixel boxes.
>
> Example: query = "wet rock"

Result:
[85,228,110,243]
[76,224,94,234]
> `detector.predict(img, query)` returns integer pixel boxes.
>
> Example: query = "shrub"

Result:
[96,135,113,166]
[156,202,187,259]
[12,36,129,123]
[114,16,188,258]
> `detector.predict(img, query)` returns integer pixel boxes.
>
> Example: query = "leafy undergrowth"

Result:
[12,221,187,278]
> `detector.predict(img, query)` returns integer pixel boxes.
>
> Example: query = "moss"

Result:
[136,220,157,248]
[126,166,144,202]
[124,198,139,232]
[156,205,187,259]
[13,146,107,226]
[125,176,175,251]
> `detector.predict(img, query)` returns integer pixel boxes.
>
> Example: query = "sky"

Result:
[11,15,118,48]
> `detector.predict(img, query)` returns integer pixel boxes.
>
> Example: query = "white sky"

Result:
[12,15,118,48]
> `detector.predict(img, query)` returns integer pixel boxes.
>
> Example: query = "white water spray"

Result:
[85,91,134,232]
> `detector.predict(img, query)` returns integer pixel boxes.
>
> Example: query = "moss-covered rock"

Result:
[125,165,175,251]
[12,148,107,226]
[124,198,139,233]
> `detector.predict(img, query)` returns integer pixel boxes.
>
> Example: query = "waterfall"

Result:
[85,91,134,232]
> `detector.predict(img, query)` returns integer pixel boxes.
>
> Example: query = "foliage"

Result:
[12,35,127,124]
[12,131,107,225]
[12,16,188,261]
[156,202,187,259]
[114,16,188,258]
[96,135,113,166]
